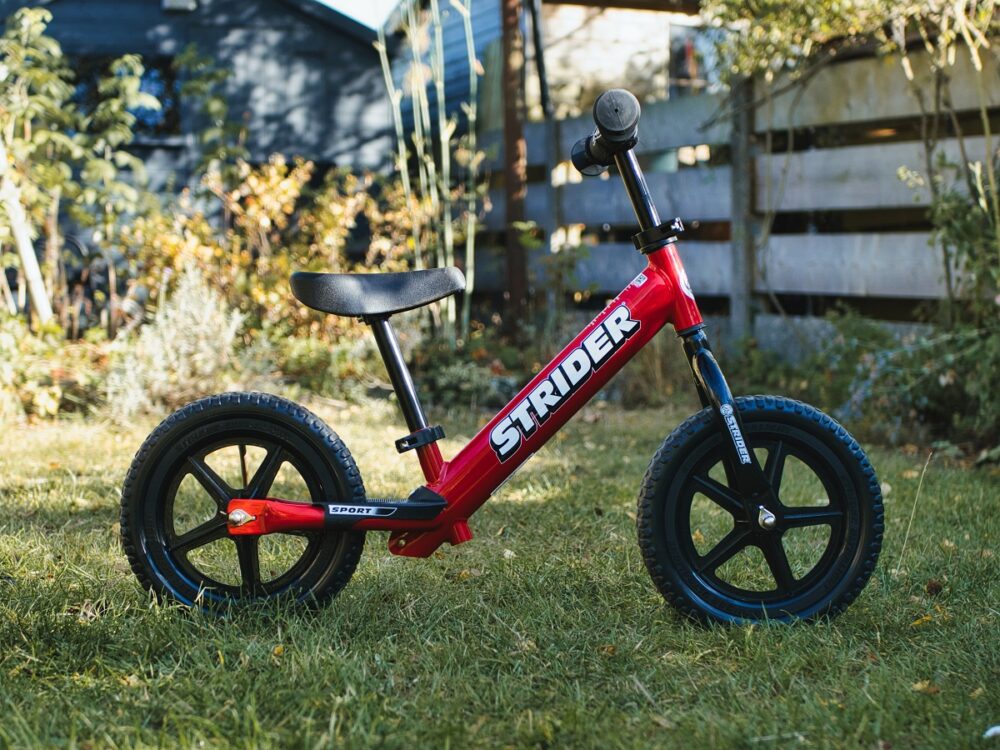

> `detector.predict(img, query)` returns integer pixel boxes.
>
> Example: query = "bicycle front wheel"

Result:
[637,396,883,624]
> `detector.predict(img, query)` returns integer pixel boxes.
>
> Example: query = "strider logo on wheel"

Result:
[720,404,752,464]
[489,304,640,462]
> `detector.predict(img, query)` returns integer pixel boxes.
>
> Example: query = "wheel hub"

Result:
[757,505,777,530]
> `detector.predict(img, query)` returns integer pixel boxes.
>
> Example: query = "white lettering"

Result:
[583,325,613,365]
[563,348,593,387]
[489,304,641,462]
[490,417,522,459]
[527,380,561,420]
[604,305,640,344]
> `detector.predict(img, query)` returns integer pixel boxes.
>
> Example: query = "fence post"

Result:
[501,0,528,336]
[729,77,754,343]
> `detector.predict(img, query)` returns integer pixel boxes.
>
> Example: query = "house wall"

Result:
[6,0,394,185]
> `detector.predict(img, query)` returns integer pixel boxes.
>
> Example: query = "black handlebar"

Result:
[571,88,641,176]
[593,88,641,144]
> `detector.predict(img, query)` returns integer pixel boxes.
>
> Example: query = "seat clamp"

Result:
[395,425,446,454]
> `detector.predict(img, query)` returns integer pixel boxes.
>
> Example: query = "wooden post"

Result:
[729,77,754,342]
[501,0,527,336]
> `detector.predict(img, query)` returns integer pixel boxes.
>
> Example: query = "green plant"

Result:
[375,0,487,344]
[105,265,243,422]
[0,314,104,420]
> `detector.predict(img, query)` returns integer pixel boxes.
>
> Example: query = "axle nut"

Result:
[757,505,777,530]
[228,509,255,527]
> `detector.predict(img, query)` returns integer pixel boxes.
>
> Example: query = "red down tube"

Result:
[356,242,703,557]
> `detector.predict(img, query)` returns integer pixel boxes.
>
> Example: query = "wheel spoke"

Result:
[247,446,284,498]
[187,457,234,510]
[239,443,249,488]
[764,440,788,491]
[761,538,795,589]
[783,506,843,528]
[170,517,228,555]
[691,474,744,516]
[235,537,262,594]
[698,528,751,572]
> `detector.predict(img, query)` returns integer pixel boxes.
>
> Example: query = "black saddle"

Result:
[290,267,466,318]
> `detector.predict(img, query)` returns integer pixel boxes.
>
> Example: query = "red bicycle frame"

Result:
[229,150,773,558]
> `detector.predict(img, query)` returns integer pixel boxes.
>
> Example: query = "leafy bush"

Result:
[729,308,999,450]
[0,316,105,421]
[105,266,243,422]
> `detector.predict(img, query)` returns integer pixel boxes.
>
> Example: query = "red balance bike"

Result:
[121,90,883,623]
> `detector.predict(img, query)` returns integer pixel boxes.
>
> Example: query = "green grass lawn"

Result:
[1,396,997,748]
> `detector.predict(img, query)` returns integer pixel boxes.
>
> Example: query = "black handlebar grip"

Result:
[593,89,641,145]
[571,136,610,176]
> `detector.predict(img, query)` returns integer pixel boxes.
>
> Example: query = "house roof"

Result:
[280,0,404,43]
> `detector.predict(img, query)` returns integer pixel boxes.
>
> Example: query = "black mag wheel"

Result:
[120,392,365,609]
[637,396,883,624]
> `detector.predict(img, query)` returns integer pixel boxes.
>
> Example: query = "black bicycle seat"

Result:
[290,267,466,318]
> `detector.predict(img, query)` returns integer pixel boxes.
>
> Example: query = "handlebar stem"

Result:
[614,150,660,232]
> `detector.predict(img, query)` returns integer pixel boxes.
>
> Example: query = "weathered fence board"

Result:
[756,233,944,298]
[483,185,554,229]
[483,94,730,171]
[556,93,730,155]
[561,167,731,224]
[761,51,1000,132]
[755,137,987,212]
[573,241,731,295]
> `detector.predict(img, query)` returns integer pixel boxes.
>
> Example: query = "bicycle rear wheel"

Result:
[121,392,365,609]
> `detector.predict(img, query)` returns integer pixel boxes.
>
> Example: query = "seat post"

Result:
[368,316,429,433]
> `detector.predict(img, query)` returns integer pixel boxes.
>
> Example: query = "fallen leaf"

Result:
[901,469,920,479]
[503,549,516,560]
[692,529,706,545]
[272,644,285,657]
[925,579,943,596]
[599,644,616,656]
[969,687,984,699]
[910,614,933,627]
[912,680,940,695]
[940,539,956,552]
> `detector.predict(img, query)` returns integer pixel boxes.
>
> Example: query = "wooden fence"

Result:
[475,48,1000,353]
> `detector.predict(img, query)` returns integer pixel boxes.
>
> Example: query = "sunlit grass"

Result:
[0,396,997,748]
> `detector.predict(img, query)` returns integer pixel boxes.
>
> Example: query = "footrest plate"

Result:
[324,487,447,526]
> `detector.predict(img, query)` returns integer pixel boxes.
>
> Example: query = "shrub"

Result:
[0,316,105,421]
[106,266,243,422]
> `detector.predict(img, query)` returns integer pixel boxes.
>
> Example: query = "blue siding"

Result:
[395,0,501,135]
[0,0,394,175]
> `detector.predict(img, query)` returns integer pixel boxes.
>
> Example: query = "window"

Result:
[74,56,182,138]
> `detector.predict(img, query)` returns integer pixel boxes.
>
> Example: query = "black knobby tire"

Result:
[120,392,365,609]
[637,396,883,624]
